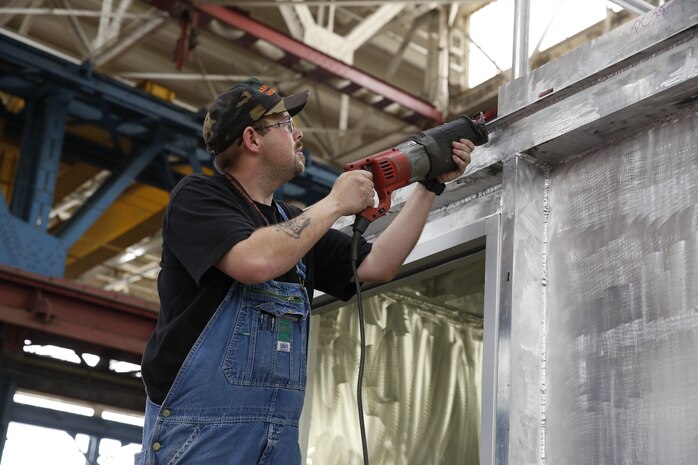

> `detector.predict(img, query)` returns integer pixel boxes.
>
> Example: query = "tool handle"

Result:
[411,115,489,179]
[344,148,412,234]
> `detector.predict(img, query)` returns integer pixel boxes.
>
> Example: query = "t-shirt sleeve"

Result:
[313,228,372,301]
[164,177,256,285]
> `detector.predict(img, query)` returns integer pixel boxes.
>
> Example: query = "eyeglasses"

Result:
[255,117,294,134]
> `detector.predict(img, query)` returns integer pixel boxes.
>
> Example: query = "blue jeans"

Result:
[135,280,310,465]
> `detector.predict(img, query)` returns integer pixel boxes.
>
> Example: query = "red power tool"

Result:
[344,114,489,234]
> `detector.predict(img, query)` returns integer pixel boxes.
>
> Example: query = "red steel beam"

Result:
[0,265,157,356]
[194,4,443,126]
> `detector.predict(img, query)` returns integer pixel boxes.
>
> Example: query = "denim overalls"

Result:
[136,204,310,465]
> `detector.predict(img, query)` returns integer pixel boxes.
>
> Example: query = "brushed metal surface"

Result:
[546,112,698,465]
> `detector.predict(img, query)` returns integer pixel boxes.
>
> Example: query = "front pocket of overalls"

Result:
[223,287,308,389]
[152,422,202,465]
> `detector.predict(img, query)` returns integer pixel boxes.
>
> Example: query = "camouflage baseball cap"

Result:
[202,78,309,155]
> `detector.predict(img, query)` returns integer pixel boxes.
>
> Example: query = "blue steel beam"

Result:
[56,131,168,248]
[0,31,339,277]
[9,88,73,229]
[0,29,201,135]
[0,188,67,276]
[0,31,337,204]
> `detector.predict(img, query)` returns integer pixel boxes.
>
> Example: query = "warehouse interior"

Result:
[1,0,696,464]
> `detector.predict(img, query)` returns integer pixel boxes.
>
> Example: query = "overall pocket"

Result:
[223,285,309,389]
[151,421,203,465]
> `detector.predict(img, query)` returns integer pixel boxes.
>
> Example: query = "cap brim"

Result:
[266,90,309,117]
[284,90,309,116]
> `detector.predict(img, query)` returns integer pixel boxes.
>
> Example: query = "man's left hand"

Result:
[436,138,474,184]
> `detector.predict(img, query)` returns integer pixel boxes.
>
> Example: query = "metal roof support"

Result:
[57,131,168,248]
[195,4,442,126]
[10,88,74,230]
[88,12,167,68]
[0,30,202,133]
[57,0,91,56]
[342,3,405,52]
[94,0,114,50]
[0,0,33,27]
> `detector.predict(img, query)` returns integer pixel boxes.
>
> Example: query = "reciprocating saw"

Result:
[344,114,489,235]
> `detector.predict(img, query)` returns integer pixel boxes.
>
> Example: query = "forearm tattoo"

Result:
[275,217,311,239]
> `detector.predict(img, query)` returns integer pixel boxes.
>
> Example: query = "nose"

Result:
[294,128,303,141]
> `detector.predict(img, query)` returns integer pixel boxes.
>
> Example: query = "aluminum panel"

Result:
[546,112,698,465]
[498,0,698,115]
[497,156,547,465]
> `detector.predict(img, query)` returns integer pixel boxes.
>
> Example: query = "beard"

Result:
[261,148,305,188]
[294,149,306,176]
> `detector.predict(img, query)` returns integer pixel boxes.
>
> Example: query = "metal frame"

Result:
[480,214,501,465]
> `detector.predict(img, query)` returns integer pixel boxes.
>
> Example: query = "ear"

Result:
[240,126,261,154]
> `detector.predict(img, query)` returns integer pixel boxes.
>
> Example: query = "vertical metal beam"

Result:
[56,131,167,248]
[9,88,73,229]
[0,375,17,463]
[512,0,530,79]
[497,155,546,465]
[85,435,100,465]
[480,214,501,465]
[435,5,450,112]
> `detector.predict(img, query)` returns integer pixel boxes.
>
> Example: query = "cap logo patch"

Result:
[258,84,276,96]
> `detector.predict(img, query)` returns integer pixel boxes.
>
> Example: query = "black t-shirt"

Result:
[141,173,372,405]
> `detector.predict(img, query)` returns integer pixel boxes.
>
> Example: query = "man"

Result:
[136,78,474,465]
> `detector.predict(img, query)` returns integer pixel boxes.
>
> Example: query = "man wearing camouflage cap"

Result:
[137,78,474,465]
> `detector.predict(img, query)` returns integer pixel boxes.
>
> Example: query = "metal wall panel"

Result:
[317,9,698,465]
[498,0,698,116]
[546,112,698,464]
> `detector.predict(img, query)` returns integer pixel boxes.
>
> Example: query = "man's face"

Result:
[257,112,305,182]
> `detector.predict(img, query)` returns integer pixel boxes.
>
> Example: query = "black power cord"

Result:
[350,229,370,465]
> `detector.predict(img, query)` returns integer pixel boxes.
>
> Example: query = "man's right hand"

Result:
[329,170,375,216]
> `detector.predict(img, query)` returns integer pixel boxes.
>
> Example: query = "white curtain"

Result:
[307,286,483,465]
